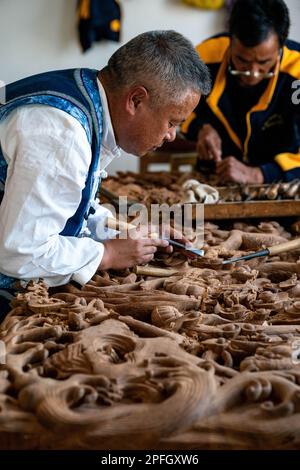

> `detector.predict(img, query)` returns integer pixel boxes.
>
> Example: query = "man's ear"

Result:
[126,86,149,115]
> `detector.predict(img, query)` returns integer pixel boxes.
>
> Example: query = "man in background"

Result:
[181,0,300,184]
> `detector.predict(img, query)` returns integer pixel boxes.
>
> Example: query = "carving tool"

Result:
[105,217,204,257]
[222,237,300,265]
[164,238,204,257]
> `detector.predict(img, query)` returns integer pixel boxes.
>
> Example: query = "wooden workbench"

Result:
[202,199,300,220]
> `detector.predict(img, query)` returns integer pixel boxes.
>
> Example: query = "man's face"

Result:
[230,33,280,87]
[121,90,200,157]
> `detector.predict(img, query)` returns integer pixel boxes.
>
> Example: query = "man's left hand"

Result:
[216,156,264,184]
[135,223,196,256]
[159,225,196,257]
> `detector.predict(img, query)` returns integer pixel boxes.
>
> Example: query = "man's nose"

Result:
[249,63,262,78]
[166,127,177,142]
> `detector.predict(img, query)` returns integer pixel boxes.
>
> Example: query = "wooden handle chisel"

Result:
[222,237,300,265]
[105,217,204,257]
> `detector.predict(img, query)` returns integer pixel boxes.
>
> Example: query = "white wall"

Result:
[286,0,300,40]
[1,0,300,174]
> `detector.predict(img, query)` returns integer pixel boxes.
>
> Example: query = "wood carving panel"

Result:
[1,221,300,449]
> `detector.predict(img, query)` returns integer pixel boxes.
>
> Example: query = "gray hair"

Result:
[104,30,211,105]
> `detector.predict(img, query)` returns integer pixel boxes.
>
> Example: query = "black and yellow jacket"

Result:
[78,0,121,52]
[181,34,300,182]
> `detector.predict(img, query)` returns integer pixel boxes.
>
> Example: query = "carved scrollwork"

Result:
[2,220,300,449]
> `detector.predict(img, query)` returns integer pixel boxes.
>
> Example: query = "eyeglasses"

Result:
[228,65,275,79]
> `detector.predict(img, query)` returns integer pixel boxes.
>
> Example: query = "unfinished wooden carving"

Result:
[1,220,300,449]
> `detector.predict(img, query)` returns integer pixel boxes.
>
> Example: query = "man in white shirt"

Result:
[0,30,210,315]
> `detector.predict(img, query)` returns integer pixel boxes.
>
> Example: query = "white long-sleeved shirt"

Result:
[0,79,120,287]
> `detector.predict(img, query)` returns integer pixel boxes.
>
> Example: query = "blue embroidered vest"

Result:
[0,68,103,288]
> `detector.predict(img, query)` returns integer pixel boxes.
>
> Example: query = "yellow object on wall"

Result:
[182,0,225,9]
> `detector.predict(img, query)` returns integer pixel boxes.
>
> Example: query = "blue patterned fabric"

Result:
[0,68,103,289]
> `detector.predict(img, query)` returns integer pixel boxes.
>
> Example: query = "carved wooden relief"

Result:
[1,221,300,449]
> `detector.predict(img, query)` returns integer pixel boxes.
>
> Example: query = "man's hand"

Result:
[160,225,195,256]
[99,236,169,270]
[216,156,264,184]
[196,124,222,162]
[98,222,196,270]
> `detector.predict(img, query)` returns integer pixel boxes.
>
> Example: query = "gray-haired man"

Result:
[0,30,210,315]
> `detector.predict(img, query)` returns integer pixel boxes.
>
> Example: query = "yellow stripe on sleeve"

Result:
[275,152,300,171]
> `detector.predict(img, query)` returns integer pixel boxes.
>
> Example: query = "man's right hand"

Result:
[196,124,222,162]
[99,236,169,270]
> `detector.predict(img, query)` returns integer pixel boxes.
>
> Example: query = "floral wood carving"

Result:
[2,221,300,449]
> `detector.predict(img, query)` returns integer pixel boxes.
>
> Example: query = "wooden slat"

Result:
[139,151,199,173]
[170,153,198,171]
[139,152,172,173]
[201,200,300,220]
